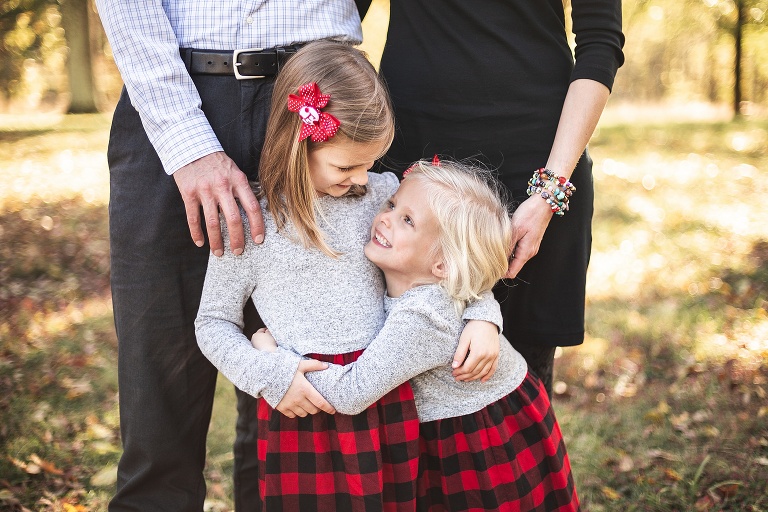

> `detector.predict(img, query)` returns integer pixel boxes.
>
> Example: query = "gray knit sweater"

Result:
[195,172,503,409]
[306,284,528,422]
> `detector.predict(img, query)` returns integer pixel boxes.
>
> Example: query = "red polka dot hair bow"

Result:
[287,82,341,142]
[402,154,441,178]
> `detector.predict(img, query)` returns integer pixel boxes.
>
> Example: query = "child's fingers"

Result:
[461,360,493,382]
[309,394,336,415]
[299,359,329,373]
[451,336,471,369]
[453,353,483,380]
[454,348,501,381]
[297,360,336,414]
[480,358,499,383]
[294,399,320,417]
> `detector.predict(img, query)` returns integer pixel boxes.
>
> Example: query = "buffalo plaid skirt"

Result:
[416,370,580,512]
[257,350,421,511]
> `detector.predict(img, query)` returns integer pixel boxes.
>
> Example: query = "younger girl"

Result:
[256,160,581,511]
[195,41,502,510]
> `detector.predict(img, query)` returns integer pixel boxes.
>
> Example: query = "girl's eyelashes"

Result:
[337,163,368,172]
[382,199,413,226]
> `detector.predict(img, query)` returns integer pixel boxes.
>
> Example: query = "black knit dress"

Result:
[380,0,624,353]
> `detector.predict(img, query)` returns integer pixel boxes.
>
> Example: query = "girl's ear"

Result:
[431,259,448,279]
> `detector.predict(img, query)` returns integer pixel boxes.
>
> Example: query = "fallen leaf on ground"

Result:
[60,377,93,398]
[695,494,716,511]
[710,480,743,498]
[0,490,18,503]
[645,400,670,423]
[28,454,64,476]
[646,449,681,462]
[619,455,634,472]
[90,465,118,487]
[601,486,622,501]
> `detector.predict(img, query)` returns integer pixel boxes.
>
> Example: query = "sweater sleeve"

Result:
[194,219,302,407]
[570,0,626,91]
[305,298,456,415]
[461,291,503,331]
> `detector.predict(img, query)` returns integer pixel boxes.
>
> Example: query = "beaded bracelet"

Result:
[526,168,575,216]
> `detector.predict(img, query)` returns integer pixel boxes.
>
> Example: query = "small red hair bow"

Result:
[403,154,441,178]
[287,82,341,142]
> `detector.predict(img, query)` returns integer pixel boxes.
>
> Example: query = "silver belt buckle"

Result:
[233,47,265,80]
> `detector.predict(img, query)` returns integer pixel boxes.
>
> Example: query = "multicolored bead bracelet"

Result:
[526,168,575,216]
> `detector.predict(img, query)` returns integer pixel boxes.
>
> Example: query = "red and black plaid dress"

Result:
[416,370,580,512]
[257,350,421,511]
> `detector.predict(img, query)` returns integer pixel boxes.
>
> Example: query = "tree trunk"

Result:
[61,0,98,113]
[733,0,744,117]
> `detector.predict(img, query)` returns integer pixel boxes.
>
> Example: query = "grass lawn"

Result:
[0,110,766,511]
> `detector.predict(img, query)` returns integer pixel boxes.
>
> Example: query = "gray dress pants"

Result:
[107,74,273,511]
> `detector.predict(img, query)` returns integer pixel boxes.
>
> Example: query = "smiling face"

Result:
[307,137,387,197]
[364,177,446,296]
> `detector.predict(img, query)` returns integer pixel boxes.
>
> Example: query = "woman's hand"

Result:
[452,320,500,382]
[505,195,554,279]
[275,360,336,418]
[250,327,278,352]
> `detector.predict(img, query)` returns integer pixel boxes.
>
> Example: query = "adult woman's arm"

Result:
[506,0,624,277]
[506,78,610,278]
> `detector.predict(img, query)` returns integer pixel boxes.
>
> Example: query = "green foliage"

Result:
[608,0,768,107]
[0,0,65,100]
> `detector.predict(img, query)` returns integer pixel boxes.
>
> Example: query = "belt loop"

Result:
[275,47,286,73]
[179,48,192,72]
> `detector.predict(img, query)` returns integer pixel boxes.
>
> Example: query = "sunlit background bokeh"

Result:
[1,0,767,510]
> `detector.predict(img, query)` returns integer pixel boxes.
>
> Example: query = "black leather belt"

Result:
[180,45,303,79]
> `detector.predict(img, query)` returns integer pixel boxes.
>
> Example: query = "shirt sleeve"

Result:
[368,171,402,206]
[304,299,457,415]
[95,0,223,174]
[570,0,626,91]
[461,291,503,331]
[194,218,302,407]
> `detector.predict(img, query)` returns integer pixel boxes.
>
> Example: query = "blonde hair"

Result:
[405,160,513,314]
[258,40,395,256]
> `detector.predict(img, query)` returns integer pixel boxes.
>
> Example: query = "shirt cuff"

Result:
[150,114,224,175]
[259,348,304,407]
[462,294,503,332]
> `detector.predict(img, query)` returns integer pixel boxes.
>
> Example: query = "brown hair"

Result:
[258,40,395,256]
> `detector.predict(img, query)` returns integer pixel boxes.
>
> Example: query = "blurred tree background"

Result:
[0,0,119,113]
[1,0,767,115]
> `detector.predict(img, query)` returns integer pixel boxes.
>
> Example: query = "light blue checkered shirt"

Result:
[96,1,363,174]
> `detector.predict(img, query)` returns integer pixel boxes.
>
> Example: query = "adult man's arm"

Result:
[95,1,264,254]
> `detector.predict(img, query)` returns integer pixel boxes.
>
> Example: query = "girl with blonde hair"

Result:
[256,159,581,510]
[195,41,502,510]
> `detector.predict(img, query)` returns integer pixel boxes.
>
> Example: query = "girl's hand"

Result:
[275,360,335,418]
[250,327,278,352]
[452,320,500,382]
[505,195,554,279]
